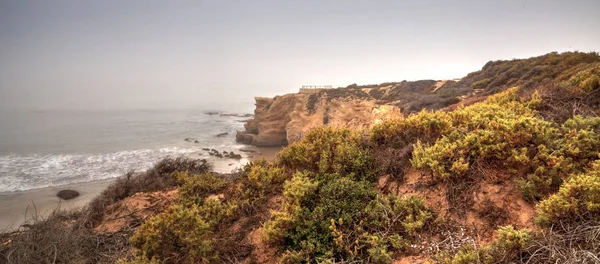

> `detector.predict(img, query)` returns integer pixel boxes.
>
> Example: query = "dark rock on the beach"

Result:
[230,154,242,159]
[205,112,220,115]
[202,148,210,151]
[248,155,254,158]
[57,190,80,200]
[228,163,234,166]
[194,140,199,143]
[209,152,215,156]
[215,153,223,158]
[184,138,192,142]
[211,149,218,152]
[216,132,229,137]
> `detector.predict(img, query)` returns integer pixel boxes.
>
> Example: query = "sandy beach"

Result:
[0,146,281,231]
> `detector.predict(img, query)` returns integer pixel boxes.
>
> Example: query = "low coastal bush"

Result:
[85,157,211,226]
[264,167,434,262]
[401,87,600,200]
[278,127,378,182]
[175,171,227,206]
[130,204,216,263]
[535,162,600,227]
[236,159,288,214]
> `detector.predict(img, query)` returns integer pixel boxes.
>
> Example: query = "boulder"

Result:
[57,190,80,200]
[202,148,210,151]
[215,153,224,158]
[194,140,199,143]
[230,154,242,159]
[184,138,192,142]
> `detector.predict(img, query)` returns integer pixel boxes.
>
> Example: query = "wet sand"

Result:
[0,146,281,231]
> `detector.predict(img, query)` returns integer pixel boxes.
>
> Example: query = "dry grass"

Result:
[537,85,600,123]
[0,207,131,264]
[525,221,600,264]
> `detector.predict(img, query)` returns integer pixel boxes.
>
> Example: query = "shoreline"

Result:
[0,146,281,231]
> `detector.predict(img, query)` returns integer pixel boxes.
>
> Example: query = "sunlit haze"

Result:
[1,0,598,110]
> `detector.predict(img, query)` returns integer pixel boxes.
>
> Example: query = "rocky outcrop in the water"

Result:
[236,79,489,147]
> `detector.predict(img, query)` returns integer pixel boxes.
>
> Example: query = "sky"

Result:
[0,0,598,110]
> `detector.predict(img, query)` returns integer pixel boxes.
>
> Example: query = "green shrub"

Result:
[495,225,530,252]
[237,160,288,213]
[284,178,376,257]
[265,170,433,263]
[370,110,452,148]
[130,204,216,263]
[535,164,600,227]
[470,78,491,89]
[449,245,493,264]
[278,127,377,182]
[175,171,227,206]
[411,88,554,181]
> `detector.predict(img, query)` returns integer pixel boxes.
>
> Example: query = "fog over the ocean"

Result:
[0,0,598,110]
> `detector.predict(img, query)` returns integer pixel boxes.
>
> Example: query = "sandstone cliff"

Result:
[236,80,470,146]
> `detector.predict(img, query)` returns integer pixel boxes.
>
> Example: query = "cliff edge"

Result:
[236,80,470,146]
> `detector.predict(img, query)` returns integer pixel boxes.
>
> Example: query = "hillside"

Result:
[237,51,600,147]
[2,51,600,264]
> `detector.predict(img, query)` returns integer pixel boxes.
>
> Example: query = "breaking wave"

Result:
[0,147,197,193]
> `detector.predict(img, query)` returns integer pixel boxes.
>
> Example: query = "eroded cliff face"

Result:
[235,78,487,146]
[236,88,407,146]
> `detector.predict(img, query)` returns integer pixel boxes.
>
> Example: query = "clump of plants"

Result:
[277,127,378,182]
[263,128,434,263]
[130,204,215,263]
[535,161,600,227]
[129,171,238,263]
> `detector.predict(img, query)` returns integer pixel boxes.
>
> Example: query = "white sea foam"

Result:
[0,147,198,193]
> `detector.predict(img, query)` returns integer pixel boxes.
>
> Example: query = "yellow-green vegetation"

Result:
[130,172,237,263]
[278,127,378,182]
[379,87,600,201]
[130,204,215,262]
[464,51,600,90]
[237,159,288,213]
[535,161,600,227]
[264,128,434,263]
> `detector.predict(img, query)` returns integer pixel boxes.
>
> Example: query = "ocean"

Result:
[0,103,255,193]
